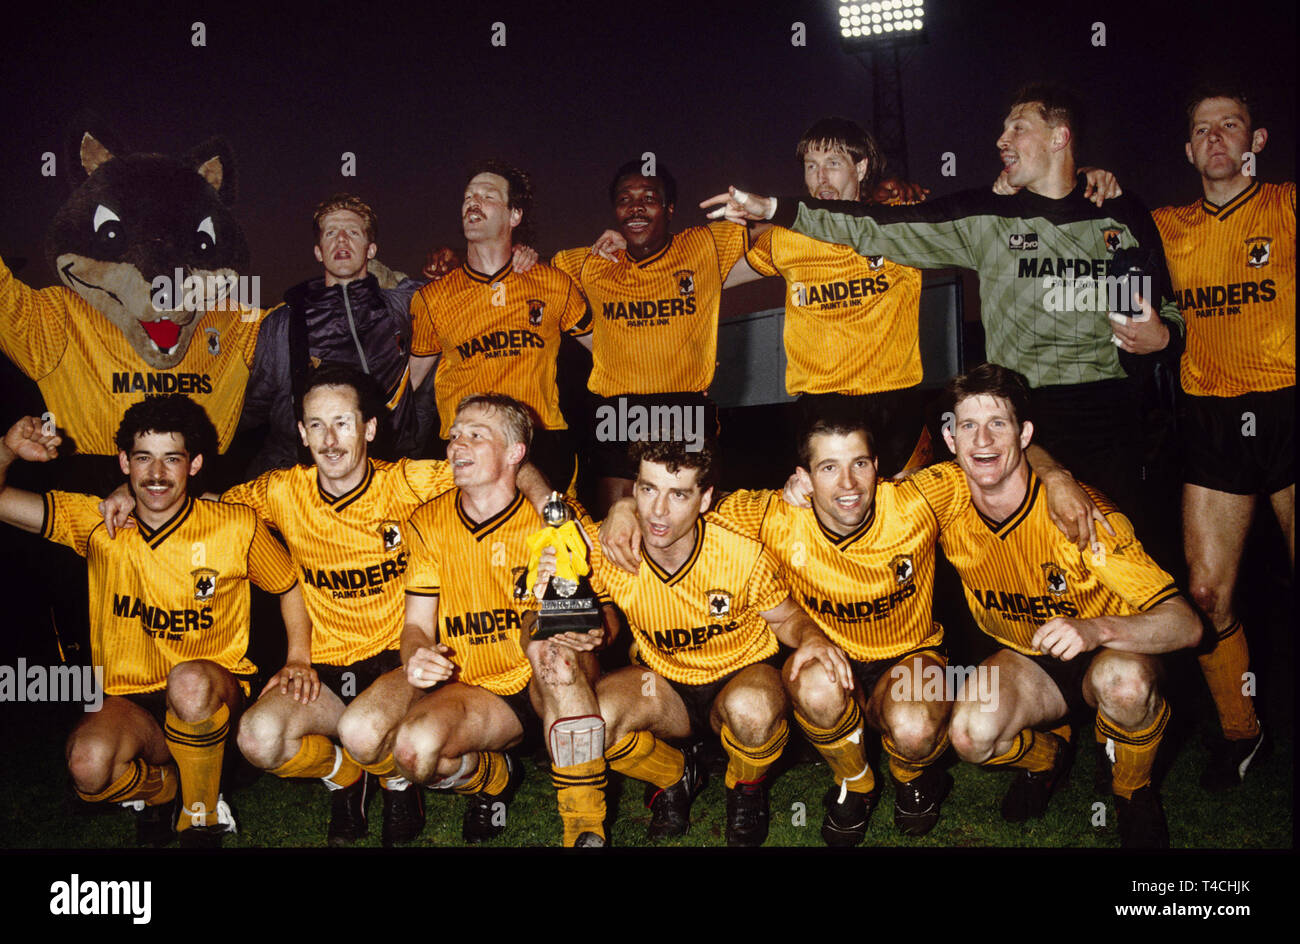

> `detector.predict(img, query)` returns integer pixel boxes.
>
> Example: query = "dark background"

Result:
[0,0,1294,293]
[0,0,1293,885]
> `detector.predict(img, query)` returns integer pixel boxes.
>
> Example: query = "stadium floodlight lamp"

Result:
[836,0,926,51]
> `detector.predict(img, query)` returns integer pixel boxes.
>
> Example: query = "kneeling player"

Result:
[915,364,1201,847]
[570,439,849,846]
[600,406,1108,844]
[0,397,304,847]
[338,394,615,845]
[225,365,467,846]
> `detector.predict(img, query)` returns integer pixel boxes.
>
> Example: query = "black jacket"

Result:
[241,272,429,477]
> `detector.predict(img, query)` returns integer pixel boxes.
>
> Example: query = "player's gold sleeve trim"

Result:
[1136,584,1180,612]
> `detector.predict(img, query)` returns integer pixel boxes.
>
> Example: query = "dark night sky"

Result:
[0,0,1294,298]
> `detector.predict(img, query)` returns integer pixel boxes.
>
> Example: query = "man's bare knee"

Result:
[65,733,116,794]
[1188,577,1227,622]
[337,705,389,766]
[393,719,444,785]
[165,662,222,720]
[532,640,583,688]
[721,682,786,744]
[1093,659,1157,727]
[949,703,1003,764]
[883,700,941,760]
[785,656,846,725]
[236,705,286,770]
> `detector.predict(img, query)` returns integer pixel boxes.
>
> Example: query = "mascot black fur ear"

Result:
[183,137,238,206]
[64,115,128,184]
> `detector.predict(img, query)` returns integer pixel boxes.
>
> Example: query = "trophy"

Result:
[523,492,602,638]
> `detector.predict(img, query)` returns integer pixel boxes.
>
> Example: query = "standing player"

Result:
[742,118,928,477]
[339,393,617,846]
[551,160,751,514]
[560,438,850,846]
[1152,86,1294,789]
[706,84,1184,521]
[408,162,593,490]
[913,364,1201,847]
[241,194,428,477]
[0,395,305,847]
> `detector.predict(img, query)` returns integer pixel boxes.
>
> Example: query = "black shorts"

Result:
[588,392,719,481]
[313,649,402,706]
[1181,387,1294,495]
[1028,378,1143,518]
[499,684,542,753]
[850,646,946,699]
[795,387,930,479]
[1022,646,1099,717]
[664,654,782,742]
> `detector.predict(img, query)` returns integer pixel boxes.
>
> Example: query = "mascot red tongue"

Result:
[0,125,265,455]
[143,318,183,352]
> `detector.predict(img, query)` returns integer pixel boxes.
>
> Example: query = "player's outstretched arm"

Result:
[264,583,320,703]
[401,594,454,689]
[1031,596,1201,661]
[0,415,61,533]
[596,497,641,573]
[1026,444,1116,551]
[764,597,852,691]
[701,187,778,225]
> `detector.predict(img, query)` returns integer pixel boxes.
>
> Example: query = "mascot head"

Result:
[45,125,250,369]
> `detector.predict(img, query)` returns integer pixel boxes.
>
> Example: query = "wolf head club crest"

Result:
[192,568,218,601]
[527,298,545,326]
[1245,237,1271,268]
[1042,562,1068,596]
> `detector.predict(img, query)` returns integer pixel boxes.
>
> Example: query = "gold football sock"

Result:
[721,720,789,789]
[452,751,512,796]
[77,758,177,807]
[359,751,400,780]
[165,703,229,829]
[268,736,362,789]
[606,730,684,790]
[795,700,874,794]
[884,730,949,784]
[552,757,608,845]
[982,728,1062,773]
[1099,699,1170,799]
[1198,621,1260,741]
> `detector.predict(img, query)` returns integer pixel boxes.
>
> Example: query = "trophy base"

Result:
[533,597,602,639]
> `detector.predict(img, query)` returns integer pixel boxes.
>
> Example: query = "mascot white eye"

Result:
[196,215,217,255]
[91,204,125,255]
[92,204,122,237]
